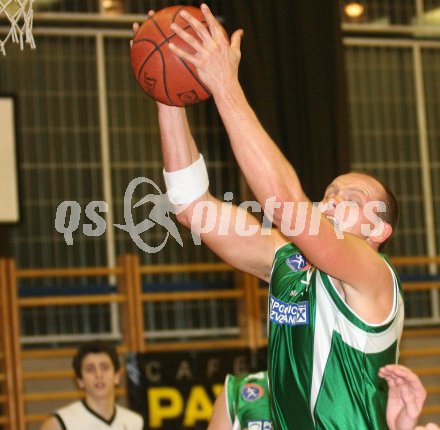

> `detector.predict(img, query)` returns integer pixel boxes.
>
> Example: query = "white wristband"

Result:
[163,154,209,205]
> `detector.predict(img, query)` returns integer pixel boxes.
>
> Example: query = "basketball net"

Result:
[0,0,35,55]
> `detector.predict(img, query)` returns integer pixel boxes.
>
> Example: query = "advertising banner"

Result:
[126,348,262,430]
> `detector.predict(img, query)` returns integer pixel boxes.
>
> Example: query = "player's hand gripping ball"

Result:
[130,5,211,107]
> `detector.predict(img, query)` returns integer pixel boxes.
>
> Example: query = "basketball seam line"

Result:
[134,35,210,101]
[133,38,173,104]
[133,17,210,104]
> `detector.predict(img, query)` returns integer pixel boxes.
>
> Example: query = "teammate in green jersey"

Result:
[208,371,272,430]
[146,4,403,429]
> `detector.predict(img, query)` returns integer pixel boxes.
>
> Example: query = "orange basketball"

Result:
[130,5,211,107]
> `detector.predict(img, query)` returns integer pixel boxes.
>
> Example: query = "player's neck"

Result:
[85,394,116,421]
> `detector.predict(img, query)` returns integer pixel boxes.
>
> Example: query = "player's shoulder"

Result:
[56,400,83,414]
[226,370,268,390]
[244,370,267,383]
[41,401,83,430]
[380,252,398,273]
[271,240,310,277]
[273,240,301,261]
[40,415,63,430]
[379,252,402,290]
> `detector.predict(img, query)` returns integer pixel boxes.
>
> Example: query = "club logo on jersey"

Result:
[286,253,310,272]
[269,295,309,326]
[241,383,264,402]
[247,421,273,430]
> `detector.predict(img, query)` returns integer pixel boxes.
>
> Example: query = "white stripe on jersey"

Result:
[310,269,403,421]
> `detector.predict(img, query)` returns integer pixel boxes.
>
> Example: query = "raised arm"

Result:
[128,18,280,281]
[157,102,284,281]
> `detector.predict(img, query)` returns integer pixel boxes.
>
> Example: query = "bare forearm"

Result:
[212,81,308,208]
[157,103,199,171]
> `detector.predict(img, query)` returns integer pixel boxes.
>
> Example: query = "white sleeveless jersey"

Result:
[54,400,143,430]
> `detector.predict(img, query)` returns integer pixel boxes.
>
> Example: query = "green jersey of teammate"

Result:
[268,243,404,429]
[226,371,272,430]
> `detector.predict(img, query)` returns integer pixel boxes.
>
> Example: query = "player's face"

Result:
[320,173,386,240]
[77,353,120,399]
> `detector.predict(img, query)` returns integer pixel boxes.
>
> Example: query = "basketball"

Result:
[130,5,211,107]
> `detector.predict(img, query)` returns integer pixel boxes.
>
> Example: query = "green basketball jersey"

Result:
[268,243,404,430]
[226,371,272,430]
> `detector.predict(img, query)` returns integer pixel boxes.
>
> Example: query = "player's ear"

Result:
[76,378,85,389]
[114,370,121,386]
[369,219,392,247]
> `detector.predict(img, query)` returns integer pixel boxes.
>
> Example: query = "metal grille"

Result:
[34,0,98,13]
[340,0,417,25]
[422,48,440,254]
[344,43,427,258]
[32,0,223,15]
[20,304,113,346]
[143,298,239,342]
[0,36,107,273]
